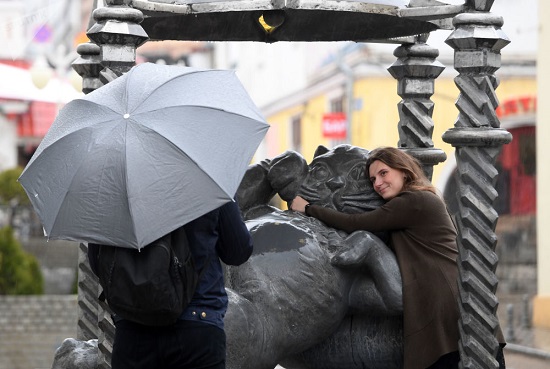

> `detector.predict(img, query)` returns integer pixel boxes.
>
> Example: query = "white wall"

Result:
[536,0,550,300]
[0,1,26,60]
[213,39,364,108]
[0,115,17,171]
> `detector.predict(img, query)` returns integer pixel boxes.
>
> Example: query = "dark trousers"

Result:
[427,346,506,369]
[111,319,226,369]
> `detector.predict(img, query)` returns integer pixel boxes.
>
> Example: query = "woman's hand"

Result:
[290,196,309,213]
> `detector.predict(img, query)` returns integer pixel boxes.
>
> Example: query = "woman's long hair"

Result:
[366,147,436,194]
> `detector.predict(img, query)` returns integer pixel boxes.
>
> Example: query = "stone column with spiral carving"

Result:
[387,35,447,181]
[86,0,149,83]
[442,5,511,369]
[73,2,149,368]
[71,42,103,345]
[72,42,103,96]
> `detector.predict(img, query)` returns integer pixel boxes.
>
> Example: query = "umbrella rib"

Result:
[71,98,124,119]
[148,129,236,199]
[30,100,124,163]
[123,121,140,248]
[126,69,215,110]
[139,104,264,122]
[48,124,137,247]
[126,68,265,122]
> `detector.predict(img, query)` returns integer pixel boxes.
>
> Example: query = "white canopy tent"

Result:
[0,63,82,104]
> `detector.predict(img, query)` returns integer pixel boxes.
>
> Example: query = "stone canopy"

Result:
[129,0,465,42]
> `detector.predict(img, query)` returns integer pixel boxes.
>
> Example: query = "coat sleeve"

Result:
[307,192,421,233]
[215,200,253,266]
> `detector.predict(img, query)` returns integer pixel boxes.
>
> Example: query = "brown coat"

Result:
[308,190,501,369]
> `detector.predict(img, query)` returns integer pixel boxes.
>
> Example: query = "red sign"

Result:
[496,95,536,118]
[322,112,347,139]
[17,101,57,137]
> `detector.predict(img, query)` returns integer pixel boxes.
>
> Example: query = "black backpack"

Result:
[96,227,198,326]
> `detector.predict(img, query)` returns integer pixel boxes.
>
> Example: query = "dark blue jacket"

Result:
[88,200,253,330]
[180,200,253,329]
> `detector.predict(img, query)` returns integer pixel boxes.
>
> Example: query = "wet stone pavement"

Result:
[498,296,550,369]
[501,322,550,369]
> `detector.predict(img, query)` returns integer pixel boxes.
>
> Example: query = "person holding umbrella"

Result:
[88,199,253,369]
[18,63,269,369]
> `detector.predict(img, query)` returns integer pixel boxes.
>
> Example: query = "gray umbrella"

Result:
[19,63,269,249]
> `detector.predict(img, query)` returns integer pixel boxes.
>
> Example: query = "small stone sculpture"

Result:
[51,338,98,369]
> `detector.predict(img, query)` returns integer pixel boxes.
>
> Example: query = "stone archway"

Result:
[72,1,511,368]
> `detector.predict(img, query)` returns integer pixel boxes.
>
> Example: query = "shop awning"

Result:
[0,63,82,104]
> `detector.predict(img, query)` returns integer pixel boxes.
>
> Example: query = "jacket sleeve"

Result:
[307,192,421,233]
[215,200,253,266]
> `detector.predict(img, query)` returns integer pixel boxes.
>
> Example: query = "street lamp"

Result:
[29,55,54,90]
[29,46,83,94]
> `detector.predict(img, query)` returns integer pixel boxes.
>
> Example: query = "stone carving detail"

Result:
[97,301,115,369]
[76,242,114,369]
[76,242,99,342]
[467,0,495,12]
[442,11,511,369]
[72,42,103,94]
[86,2,148,83]
[388,36,447,180]
[52,338,98,369]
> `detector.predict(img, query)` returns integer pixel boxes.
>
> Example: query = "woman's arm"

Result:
[301,193,419,233]
[290,195,309,213]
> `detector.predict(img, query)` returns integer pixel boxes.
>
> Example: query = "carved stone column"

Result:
[387,35,446,181]
[72,41,115,369]
[73,4,148,368]
[442,6,511,369]
[72,42,103,94]
[86,0,148,81]
[71,42,103,345]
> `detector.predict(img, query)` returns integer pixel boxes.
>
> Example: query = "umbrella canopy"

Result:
[19,63,269,249]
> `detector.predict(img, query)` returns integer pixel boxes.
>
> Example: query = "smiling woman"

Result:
[366,147,436,199]
[291,146,507,369]
[368,160,406,200]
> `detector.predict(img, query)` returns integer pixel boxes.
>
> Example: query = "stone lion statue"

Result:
[224,144,404,369]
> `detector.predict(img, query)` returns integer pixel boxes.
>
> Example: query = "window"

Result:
[329,96,346,145]
[330,97,344,114]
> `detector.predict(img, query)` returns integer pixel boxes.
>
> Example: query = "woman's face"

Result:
[368,160,406,200]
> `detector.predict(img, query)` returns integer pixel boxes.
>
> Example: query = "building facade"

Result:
[535,0,550,328]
